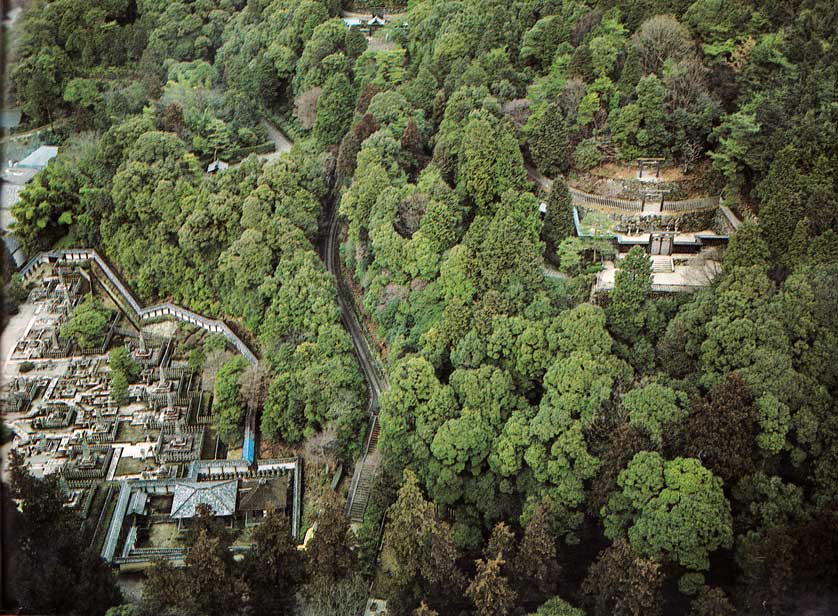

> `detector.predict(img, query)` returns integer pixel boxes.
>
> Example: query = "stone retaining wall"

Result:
[576,204,718,233]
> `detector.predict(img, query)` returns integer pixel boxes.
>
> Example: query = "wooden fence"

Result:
[569,187,720,214]
[661,197,719,212]
[569,188,641,212]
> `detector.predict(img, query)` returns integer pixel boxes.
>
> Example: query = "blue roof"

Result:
[18,146,58,169]
[243,435,255,464]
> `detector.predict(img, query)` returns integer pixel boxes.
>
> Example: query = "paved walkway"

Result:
[255,119,293,163]
[525,163,553,191]
[543,265,570,281]
[594,259,722,293]
[229,119,293,168]
[106,447,123,480]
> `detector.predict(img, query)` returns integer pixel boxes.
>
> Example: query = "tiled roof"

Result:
[170,480,238,519]
[238,477,288,512]
[206,160,229,173]
[128,490,148,515]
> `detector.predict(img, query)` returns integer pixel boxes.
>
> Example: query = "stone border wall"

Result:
[19,249,257,365]
[569,187,641,212]
[575,204,718,234]
[716,206,742,235]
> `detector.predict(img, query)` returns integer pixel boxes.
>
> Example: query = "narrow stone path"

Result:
[260,119,293,156]
[543,265,570,281]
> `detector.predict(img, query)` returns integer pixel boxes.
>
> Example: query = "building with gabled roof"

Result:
[17,145,58,170]
[170,479,238,519]
[206,160,229,174]
[239,477,289,526]
[99,458,303,567]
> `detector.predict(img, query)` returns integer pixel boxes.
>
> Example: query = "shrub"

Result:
[573,138,603,170]
[60,296,110,349]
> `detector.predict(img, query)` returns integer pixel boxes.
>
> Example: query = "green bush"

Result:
[679,572,706,595]
[19,361,35,373]
[60,296,110,349]
[573,138,604,171]
[109,347,140,381]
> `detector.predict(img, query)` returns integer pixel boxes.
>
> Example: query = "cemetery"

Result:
[1,253,303,572]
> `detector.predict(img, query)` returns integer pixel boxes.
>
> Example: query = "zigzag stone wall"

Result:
[19,249,257,365]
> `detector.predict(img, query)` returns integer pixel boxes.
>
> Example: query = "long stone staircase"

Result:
[346,414,381,523]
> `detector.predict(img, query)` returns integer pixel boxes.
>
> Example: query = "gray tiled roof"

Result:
[170,480,238,519]
[238,477,289,512]
[128,490,148,516]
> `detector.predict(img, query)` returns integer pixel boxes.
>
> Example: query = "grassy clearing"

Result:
[114,455,147,476]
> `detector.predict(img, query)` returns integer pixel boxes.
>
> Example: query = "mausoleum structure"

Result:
[562,159,741,293]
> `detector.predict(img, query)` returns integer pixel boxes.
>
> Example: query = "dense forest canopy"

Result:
[4,0,838,614]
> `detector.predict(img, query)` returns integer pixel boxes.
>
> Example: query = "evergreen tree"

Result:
[678,374,760,482]
[306,489,357,590]
[386,470,465,606]
[514,498,560,597]
[314,73,355,146]
[484,522,516,561]
[529,102,572,177]
[467,556,517,616]
[243,512,305,615]
[8,452,122,616]
[542,179,575,257]
[603,453,733,572]
[182,528,245,616]
[414,601,440,616]
[689,586,736,616]
[723,219,770,270]
[336,128,362,187]
[387,470,435,588]
[109,347,140,381]
[581,539,663,616]
[458,110,527,216]
[606,246,652,341]
[530,597,587,616]
[111,370,129,406]
[401,117,424,176]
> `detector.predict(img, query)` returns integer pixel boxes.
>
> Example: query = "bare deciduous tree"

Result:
[680,139,702,174]
[238,363,268,414]
[298,572,367,616]
[632,15,694,74]
[663,57,711,112]
[202,349,228,392]
[304,425,341,467]
[295,87,322,130]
